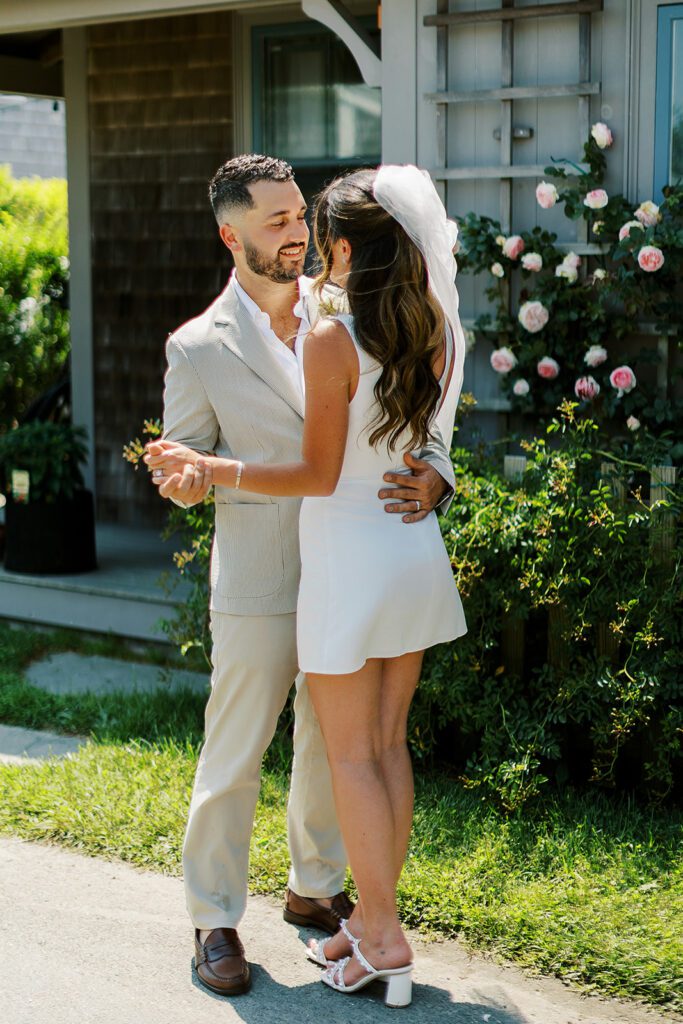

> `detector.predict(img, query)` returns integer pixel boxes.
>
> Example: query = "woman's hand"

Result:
[144,440,207,498]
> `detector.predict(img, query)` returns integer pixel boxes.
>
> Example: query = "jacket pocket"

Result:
[212,503,285,598]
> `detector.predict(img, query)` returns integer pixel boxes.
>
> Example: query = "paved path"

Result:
[0,723,87,764]
[0,837,676,1024]
[25,652,209,696]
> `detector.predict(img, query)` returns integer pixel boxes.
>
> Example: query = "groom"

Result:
[149,154,455,996]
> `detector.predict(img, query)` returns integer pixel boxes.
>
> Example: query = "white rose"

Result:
[490,262,505,278]
[584,345,608,367]
[584,189,609,210]
[518,300,550,334]
[634,201,661,227]
[619,220,645,242]
[521,252,543,272]
[556,262,578,284]
[536,182,559,209]
[591,122,613,149]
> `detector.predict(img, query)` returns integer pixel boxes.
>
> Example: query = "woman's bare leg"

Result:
[320,649,423,960]
[379,648,423,878]
[307,652,423,978]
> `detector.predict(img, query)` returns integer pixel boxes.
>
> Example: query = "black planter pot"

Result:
[4,489,97,574]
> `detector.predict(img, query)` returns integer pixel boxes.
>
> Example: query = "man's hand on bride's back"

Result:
[378,452,449,524]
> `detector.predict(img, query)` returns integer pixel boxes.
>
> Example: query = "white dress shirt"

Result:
[232,270,312,399]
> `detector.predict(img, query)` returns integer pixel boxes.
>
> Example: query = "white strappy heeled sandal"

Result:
[321,935,413,1008]
[306,917,357,968]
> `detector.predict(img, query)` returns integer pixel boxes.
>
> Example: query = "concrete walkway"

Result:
[25,652,209,696]
[0,723,87,764]
[0,837,675,1024]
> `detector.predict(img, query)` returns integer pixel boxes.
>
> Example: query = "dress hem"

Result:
[300,626,468,677]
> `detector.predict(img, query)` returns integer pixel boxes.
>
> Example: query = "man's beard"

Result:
[244,240,303,283]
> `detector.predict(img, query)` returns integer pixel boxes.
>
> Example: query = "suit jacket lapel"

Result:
[215,280,305,419]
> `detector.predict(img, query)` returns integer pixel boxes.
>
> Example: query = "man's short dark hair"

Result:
[209,154,294,222]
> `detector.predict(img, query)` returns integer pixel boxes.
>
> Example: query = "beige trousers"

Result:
[182,611,347,929]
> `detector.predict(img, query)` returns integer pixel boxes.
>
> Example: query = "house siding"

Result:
[87,11,234,524]
[0,96,66,178]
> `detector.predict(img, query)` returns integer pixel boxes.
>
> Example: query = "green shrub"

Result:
[124,420,213,663]
[0,421,87,502]
[413,402,682,808]
[0,166,70,430]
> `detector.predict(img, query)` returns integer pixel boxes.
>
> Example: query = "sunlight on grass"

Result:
[1,624,681,1010]
[0,740,680,1010]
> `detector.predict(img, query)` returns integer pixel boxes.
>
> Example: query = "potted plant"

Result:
[0,420,97,574]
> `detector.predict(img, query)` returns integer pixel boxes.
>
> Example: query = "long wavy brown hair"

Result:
[313,169,445,452]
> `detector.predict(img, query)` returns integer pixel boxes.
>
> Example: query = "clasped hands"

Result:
[144,441,447,522]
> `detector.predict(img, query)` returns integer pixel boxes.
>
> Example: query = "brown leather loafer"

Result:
[194,928,251,996]
[283,887,355,935]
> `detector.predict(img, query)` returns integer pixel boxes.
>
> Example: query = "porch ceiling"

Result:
[0,0,290,37]
[0,29,63,97]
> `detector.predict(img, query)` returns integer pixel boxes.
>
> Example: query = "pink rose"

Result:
[521,252,543,272]
[584,189,609,210]
[619,220,644,242]
[609,365,637,397]
[637,245,664,272]
[491,262,505,278]
[584,345,608,368]
[627,416,641,431]
[502,235,525,260]
[574,375,600,400]
[634,201,660,227]
[591,122,613,149]
[512,378,530,396]
[490,347,517,374]
[564,251,581,269]
[537,356,560,380]
[536,181,559,209]
[518,300,549,334]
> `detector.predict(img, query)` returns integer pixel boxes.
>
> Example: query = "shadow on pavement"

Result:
[190,959,531,1023]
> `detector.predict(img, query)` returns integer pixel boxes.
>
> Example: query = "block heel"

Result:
[385,968,413,1008]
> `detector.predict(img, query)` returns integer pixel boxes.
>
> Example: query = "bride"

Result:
[146,165,467,1008]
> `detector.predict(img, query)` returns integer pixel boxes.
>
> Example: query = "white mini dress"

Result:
[296,314,467,675]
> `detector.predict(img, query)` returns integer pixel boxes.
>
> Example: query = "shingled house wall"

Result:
[88,11,234,524]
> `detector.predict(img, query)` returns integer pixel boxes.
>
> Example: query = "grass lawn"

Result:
[0,623,681,1012]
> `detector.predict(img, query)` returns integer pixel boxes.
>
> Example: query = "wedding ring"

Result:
[415,500,421,512]
[153,469,163,477]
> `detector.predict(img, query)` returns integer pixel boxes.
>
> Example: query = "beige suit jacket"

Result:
[162,276,456,616]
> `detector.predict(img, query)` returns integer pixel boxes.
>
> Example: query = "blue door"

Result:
[654,4,683,196]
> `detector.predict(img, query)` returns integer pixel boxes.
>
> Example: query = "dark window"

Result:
[252,21,381,202]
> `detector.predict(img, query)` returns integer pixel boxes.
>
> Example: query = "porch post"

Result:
[381,0,418,163]
[63,27,95,493]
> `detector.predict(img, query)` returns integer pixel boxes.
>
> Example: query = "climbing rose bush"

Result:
[454,126,683,451]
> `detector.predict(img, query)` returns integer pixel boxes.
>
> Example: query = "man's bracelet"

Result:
[234,460,244,490]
